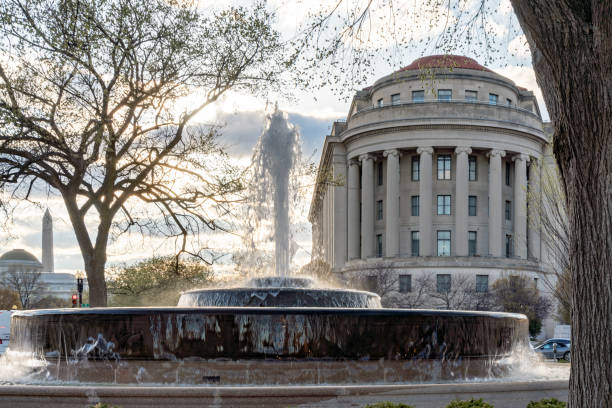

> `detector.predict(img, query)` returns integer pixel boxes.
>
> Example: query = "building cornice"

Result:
[339,256,548,274]
[341,123,547,158]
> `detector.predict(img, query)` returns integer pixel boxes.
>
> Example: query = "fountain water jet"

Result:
[249,106,301,277]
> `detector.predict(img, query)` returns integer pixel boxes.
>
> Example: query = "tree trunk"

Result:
[510,1,612,407]
[85,253,108,307]
[62,193,110,307]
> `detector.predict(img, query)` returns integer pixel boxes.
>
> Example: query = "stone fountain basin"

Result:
[7,307,528,385]
[11,307,527,361]
[178,287,382,308]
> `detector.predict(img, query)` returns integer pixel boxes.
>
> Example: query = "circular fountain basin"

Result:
[178,287,381,308]
[177,276,382,308]
[8,307,528,385]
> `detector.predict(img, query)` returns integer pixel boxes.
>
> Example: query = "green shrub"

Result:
[526,398,567,408]
[446,398,494,408]
[363,402,414,408]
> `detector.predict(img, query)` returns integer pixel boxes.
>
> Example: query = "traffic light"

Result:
[71,294,77,307]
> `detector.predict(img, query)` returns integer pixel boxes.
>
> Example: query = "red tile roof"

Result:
[398,55,493,73]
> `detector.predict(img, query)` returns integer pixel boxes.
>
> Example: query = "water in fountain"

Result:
[248,106,301,277]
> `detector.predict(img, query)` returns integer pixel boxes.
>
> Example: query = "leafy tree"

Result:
[492,276,551,337]
[106,255,213,306]
[0,0,287,306]
[0,286,21,309]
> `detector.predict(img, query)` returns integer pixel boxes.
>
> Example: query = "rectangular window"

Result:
[436,274,451,293]
[437,230,451,256]
[391,93,400,105]
[377,200,384,220]
[468,156,477,181]
[412,156,420,181]
[438,89,452,101]
[411,231,420,256]
[399,274,412,293]
[505,200,512,220]
[376,234,383,257]
[468,231,477,256]
[506,162,511,185]
[437,155,452,180]
[469,195,477,216]
[506,234,513,257]
[489,93,498,105]
[437,195,451,215]
[476,275,489,292]
[465,90,478,101]
[411,195,420,217]
[377,161,383,185]
[377,98,383,107]
[412,90,424,103]
[506,98,512,106]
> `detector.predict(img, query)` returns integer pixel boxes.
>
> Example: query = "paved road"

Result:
[0,380,568,408]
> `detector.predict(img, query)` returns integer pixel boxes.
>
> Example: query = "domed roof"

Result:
[398,55,493,73]
[0,248,40,263]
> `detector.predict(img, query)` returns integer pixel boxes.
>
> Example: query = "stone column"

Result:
[528,158,541,260]
[384,149,400,257]
[360,154,375,259]
[487,149,506,257]
[454,146,472,256]
[513,154,529,259]
[347,159,361,260]
[332,156,348,268]
[417,147,434,256]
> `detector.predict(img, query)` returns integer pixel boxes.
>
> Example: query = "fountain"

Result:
[1,109,560,406]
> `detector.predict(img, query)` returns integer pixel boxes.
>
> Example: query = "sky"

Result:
[0,0,548,276]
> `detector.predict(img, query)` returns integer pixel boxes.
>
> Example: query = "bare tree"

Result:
[492,275,552,337]
[1,269,46,309]
[394,274,434,309]
[428,273,477,310]
[529,154,571,322]
[0,0,287,306]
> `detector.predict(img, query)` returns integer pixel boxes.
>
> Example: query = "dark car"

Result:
[534,338,571,361]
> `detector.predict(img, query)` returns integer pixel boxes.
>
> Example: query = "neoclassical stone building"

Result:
[309,55,556,334]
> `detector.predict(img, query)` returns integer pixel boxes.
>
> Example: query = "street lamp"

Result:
[75,271,84,308]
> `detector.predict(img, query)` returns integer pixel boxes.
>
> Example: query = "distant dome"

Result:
[398,55,493,73]
[0,249,40,263]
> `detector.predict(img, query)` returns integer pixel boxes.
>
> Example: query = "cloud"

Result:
[214,110,335,160]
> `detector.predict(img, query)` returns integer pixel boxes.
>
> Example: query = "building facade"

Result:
[309,55,557,336]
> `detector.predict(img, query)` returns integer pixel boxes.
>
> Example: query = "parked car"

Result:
[534,338,571,361]
[0,310,13,355]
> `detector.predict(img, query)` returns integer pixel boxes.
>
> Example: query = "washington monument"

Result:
[42,208,54,273]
